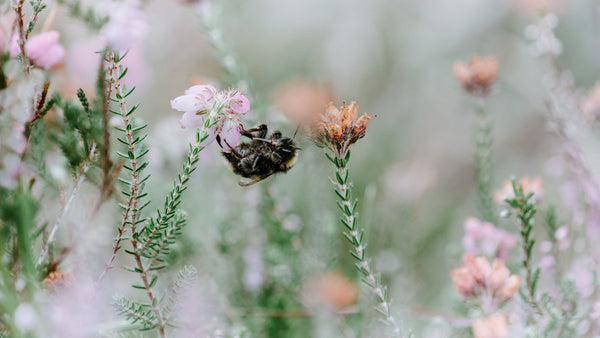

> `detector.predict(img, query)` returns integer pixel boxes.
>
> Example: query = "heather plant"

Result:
[2,0,600,337]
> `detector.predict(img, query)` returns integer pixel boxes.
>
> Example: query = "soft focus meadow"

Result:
[2,0,600,337]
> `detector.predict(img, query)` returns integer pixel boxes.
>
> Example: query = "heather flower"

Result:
[312,101,372,158]
[99,0,148,52]
[300,272,359,310]
[524,13,563,56]
[453,55,498,96]
[9,31,65,70]
[494,177,544,206]
[170,85,250,153]
[462,217,517,260]
[61,37,150,97]
[0,153,22,189]
[471,313,508,338]
[451,255,520,312]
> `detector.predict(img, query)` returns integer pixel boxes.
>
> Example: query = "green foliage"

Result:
[505,178,540,312]
[55,0,107,29]
[473,103,496,223]
[26,0,47,35]
[0,187,40,336]
[49,88,104,173]
[113,297,159,331]
[327,150,402,336]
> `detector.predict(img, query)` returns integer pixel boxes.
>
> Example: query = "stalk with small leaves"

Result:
[505,179,541,317]
[312,102,402,336]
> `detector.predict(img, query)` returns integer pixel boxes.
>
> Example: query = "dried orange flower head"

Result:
[271,79,334,127]
[312,101,373,157]
[453,55,498,96]
[300,272,359,310]
[42,270,74,290]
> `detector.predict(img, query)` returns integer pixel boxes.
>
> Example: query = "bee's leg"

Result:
[252,156,260,170]
[241,124,268,139]
[222,139,243,158]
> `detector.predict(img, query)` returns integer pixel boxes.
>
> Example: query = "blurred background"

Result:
[12,0,600,336]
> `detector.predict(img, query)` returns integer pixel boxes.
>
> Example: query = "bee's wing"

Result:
[238,177,261,186]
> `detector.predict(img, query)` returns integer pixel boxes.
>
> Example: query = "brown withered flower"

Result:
[312,101,372,158]
[453,55,498,96]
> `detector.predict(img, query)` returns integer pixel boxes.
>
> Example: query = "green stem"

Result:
[473,100,496,223]
[328,151,401,336]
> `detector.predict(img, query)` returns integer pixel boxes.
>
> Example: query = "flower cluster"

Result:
[451,255,520,312]
[471,313,509,338]
[462,217,517,261]
[494,177,544,206]
[312,101,372,158]
[9,31,65,70]
[453,55,498,96]
[170,84,250,152]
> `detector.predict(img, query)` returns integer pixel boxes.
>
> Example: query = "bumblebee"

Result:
[217,124,298,186]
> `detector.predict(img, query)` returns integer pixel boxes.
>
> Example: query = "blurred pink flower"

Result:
[100,0,148,51]
[0,154,22,189]
[60,37,150,97]
[451,255,520,312]
[494,177,544,205]
[462,217,517,260]
[571,257,594,297]
[10,122,27,154]
[471,313,508,338]
[9,31,65,70]
[171,85,250,153]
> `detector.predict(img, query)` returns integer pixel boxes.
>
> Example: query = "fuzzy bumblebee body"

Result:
[218,124,298,186]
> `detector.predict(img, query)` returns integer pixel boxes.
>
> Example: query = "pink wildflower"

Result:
[9,31,65,70]
[0,154,22,189]
[462,217,517,260]
[170,85,250,153]
[471,313,508,338]
[451,255,520,312]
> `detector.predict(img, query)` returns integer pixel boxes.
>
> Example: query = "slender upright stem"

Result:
[328,152,401,336]
[107,52,165,337]
[37,144,94,266]
[473,99,495,223]
[13,0,31,74]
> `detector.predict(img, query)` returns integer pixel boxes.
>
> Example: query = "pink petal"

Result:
[219,119,240,153]
[179,111,204,129]
[230,93,250,115]
[25,31,64,69]
[171,94,203,113]
[185,84,217,98]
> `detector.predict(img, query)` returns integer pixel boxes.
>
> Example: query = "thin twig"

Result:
[13,0,31,74]
[107,51,166,338]
[37,144,95,266]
